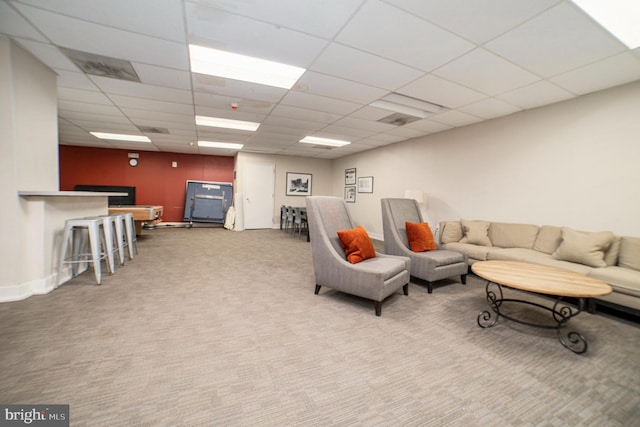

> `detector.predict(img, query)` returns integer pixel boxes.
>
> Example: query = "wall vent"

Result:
[377,113,421,126]
[60,47,141,82]
[137,126,169,134]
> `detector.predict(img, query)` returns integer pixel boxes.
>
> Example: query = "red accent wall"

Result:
[59,146,235,222]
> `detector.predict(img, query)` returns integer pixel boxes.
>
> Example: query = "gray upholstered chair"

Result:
[306,196,411,316]
[381,198,467,293]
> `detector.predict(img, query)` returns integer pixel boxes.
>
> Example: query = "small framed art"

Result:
[357,176,374,193]
[286,172,312,196]
[345,168,356,185]
[345,186,356,203]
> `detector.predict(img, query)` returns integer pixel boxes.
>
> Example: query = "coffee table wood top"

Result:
[472,261,612,298]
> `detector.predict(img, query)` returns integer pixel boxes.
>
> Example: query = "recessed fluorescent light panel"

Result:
[189,44,306,89]
[299,136,351,147]
[370,93,448,119]
[90,132,151,142]
[571,0,640,49]
[198,141,244,150]
[195,115,260,132]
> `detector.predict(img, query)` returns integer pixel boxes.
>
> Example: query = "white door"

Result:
[243,163,275,229]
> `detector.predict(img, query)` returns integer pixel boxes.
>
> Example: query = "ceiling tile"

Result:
[18,0,187,42]
[429,110,483,127]
[293,71,388,105]
[0,1,48,41]
[193,105,266,123]
[332,116,397,133]
[397,74,486,109]
[280,91,362,116]
[132,63,192,90]
[194,93,275,116]
[386,0,560,44]
[485,2,626,77]
[55,70,99,91]
[496,80,574,109]
[12,39,79,71]
[433,48,540,95]
[57,87,113,104]
[89,76,193,103]
[404,119,452,133]
[336,0,474,71]
[550,52,640,95]
[189,0,363,40]
[57,100,124,117]
[269,105,342,124]
[458,97,521,119]
[192,73,287,103]
[260,116,325,133]
[108,95,194,115]
[310,43,424,91]
[13,3,189,69]
[185,2,327,68]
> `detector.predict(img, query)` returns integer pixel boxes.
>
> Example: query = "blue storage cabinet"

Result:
[183,180,233,225]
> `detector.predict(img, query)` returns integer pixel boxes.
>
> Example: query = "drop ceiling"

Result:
[1,0,639,159]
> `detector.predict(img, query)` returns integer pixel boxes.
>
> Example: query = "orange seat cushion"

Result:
[406,222,437,252]
[337,225,377,264]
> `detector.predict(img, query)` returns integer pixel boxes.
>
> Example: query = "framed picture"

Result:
[345,168,356,185]
[286,172,312,196]
[357,176,374,193]
[345,186,356,203]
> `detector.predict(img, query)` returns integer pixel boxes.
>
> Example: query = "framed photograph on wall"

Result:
[345,168,356,185]
[286,172,312,196]
[345,186,356,203]
[357,176,374,193]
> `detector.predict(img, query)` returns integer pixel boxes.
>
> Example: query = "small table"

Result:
[471,260,612,354]
[108,205,163,235]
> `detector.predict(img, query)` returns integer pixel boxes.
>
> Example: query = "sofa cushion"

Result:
[440,221,463,244]
[486,248,593,274]
[604,236,621,267]
[406,222,436,252]
[460,220,492,246]
[552,227,614,268]
[489,222,539,249]
[337,225,376,264]
[442,242,491,261]
[618,236,640,271]
[589,267,640,298]
[533,225,562,254]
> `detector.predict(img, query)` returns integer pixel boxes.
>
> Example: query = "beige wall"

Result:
[235,152,332,228]
[332,81,640,239]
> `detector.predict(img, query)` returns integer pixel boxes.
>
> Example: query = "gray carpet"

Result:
[1,227,639,426]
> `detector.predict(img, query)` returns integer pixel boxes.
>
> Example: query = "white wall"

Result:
[332,81,640,239]
[235,152,332,228]
[0,37,58,290]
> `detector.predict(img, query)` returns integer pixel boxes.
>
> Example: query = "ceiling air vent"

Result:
[377,113,421,126]
[60,47,141,82]
[137,126,169,134]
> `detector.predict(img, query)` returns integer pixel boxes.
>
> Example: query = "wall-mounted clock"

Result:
[128,158,138,167]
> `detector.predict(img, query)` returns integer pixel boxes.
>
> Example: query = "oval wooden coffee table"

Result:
[472,260,612,354]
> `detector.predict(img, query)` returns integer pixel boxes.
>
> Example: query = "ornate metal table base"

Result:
[477,281,588,354]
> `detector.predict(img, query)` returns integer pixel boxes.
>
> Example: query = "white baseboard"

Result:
[0,266,76,303]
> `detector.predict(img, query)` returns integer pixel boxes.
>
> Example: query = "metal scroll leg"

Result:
[477,281,503,328]
[555,298,588,354]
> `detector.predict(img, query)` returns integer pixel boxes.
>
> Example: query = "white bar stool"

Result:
[122,212,137,259]
[100,214,126,266]
[57,217,113,286]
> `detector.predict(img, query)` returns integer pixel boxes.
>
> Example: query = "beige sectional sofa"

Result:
[438,220,640,314]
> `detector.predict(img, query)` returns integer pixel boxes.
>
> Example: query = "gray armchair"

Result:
[381,198,467,293]
[306,196,411,316]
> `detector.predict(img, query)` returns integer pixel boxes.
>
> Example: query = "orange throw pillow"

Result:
[406,222,437,252]
[337,225,377,264]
